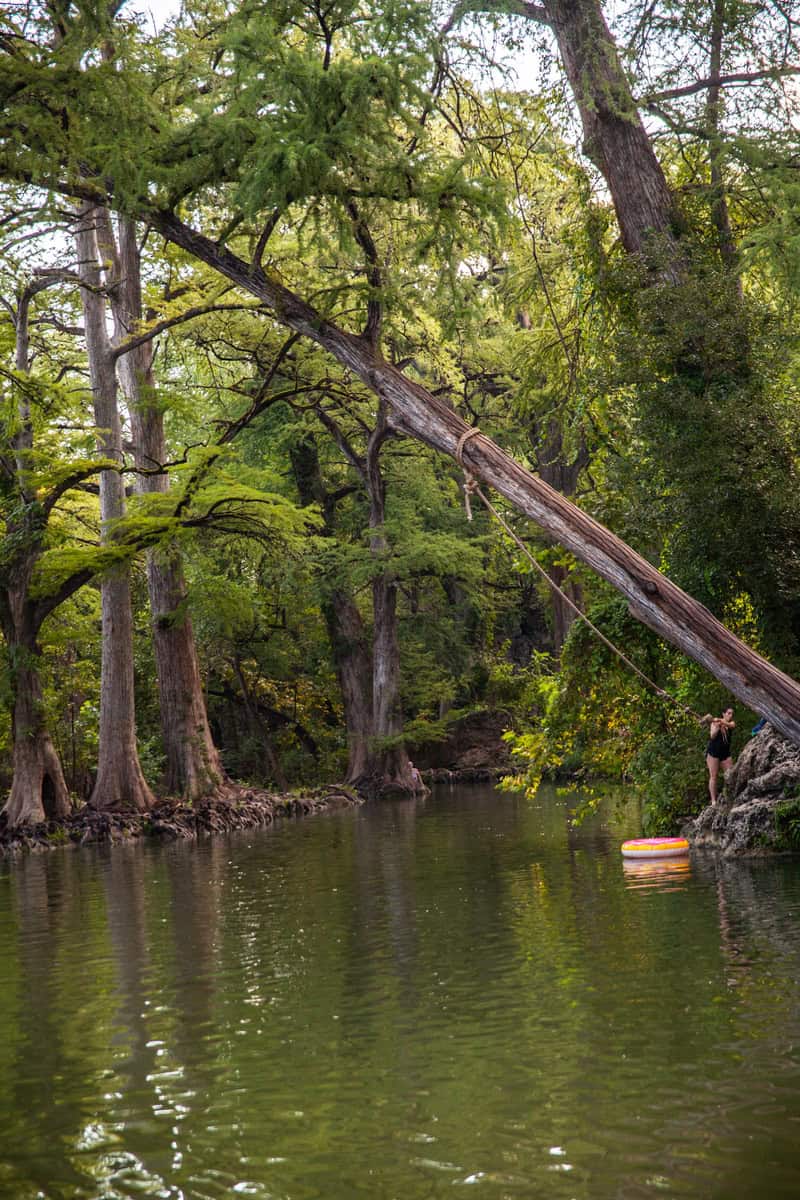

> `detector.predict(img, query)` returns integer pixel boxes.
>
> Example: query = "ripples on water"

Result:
[1,784,800,1199]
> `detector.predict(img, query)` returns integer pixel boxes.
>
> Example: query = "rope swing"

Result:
[454,427,702,723]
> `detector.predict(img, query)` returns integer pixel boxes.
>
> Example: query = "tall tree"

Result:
[0,277,77,825]
[289,432,374,783]
[111,216,226,799]
[313,398,420,793]
[74,203,155,813]
[3,0,800,748]
[472,0,800,649]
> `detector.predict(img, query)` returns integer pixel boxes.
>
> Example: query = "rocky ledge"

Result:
[0,785,363,856]
[684,724,800,855]
[414,709,512,779]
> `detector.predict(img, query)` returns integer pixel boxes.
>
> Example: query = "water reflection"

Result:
[1,786,800,1200]
[623,856,692,891]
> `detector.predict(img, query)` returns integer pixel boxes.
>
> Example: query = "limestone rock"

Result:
[413,709,512,773]
[683,724,800,855]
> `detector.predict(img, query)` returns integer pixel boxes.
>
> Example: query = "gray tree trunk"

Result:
[365,405,417,793]
[112,216,226,798]
[75,205,154,812]
[325,590,374,783]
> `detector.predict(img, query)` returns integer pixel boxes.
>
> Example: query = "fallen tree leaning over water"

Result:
[138,208,800,750]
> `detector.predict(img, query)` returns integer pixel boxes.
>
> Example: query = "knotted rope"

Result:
[454,426,702,722]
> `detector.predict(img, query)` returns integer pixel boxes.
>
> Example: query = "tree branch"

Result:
[110,300,268,360]
[450,0,551,26]
[251,206,286,270]
[40,459,117,518]
[642,66,800,104]
[345,199,382,346]
[314,406,367,478]
[33,566,96,628]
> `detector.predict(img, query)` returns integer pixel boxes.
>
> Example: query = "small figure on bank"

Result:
[408,760,424,790]
[701,707,736,806]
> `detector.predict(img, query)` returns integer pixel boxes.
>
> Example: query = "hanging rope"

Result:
[455,427,702,722]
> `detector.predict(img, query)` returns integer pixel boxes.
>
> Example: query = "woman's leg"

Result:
[706,754,720,804]
[720,756,734,799]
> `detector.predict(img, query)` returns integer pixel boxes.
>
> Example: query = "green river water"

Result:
[1,783,800,1200]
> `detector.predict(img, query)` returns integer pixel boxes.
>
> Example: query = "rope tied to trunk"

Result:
[455,426,483,521]
[454,425,702,722]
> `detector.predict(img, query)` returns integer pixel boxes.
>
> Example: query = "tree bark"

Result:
[75,205,155,813]
[533,417,589,654]
[324,590,374,782]
[1,282,71,826]
[365,404,417,793]
[2,619,71,827]
[112,215,226,799]
[288,433,377,785]
[146,211,800,746]
[705,0,738,275]
[541,0,683,269]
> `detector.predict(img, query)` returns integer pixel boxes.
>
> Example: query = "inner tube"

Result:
[621,837,690,859]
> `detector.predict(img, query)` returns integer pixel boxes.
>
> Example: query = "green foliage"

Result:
[501,595,759,833]
[2,0,800,814]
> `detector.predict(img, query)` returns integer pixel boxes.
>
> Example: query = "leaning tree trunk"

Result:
[76,205,154,813]
[2,615,71,826]
[146,210,800,745]
[113,215,225,799]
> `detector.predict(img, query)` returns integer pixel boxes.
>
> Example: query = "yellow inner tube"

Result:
[621,837,689,859]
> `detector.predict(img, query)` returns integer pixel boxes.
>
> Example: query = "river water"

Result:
[1,783,800,1200]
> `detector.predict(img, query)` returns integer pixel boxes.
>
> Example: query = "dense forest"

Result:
[2,0,800,833]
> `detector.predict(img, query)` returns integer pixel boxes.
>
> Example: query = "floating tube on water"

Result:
[621,837,690,859]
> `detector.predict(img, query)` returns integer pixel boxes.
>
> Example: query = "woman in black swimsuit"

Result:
[703,707,735,805]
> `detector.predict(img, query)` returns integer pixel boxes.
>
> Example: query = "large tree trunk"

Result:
[323,592,374,784]
[147,211,800,746]
[113,216,226,799]
[147,549,227,796]
[76,205,155,813]
[542,0,683,267]
[1,284,72,827]
[2,615,71,827]
[288,433,376,785]
[365,408,417,794]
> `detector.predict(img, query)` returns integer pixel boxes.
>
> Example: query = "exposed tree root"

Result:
[0,783,363,856]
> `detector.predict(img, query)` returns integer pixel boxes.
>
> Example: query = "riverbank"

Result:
[684,723,800,855]
[0,785,363,856]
